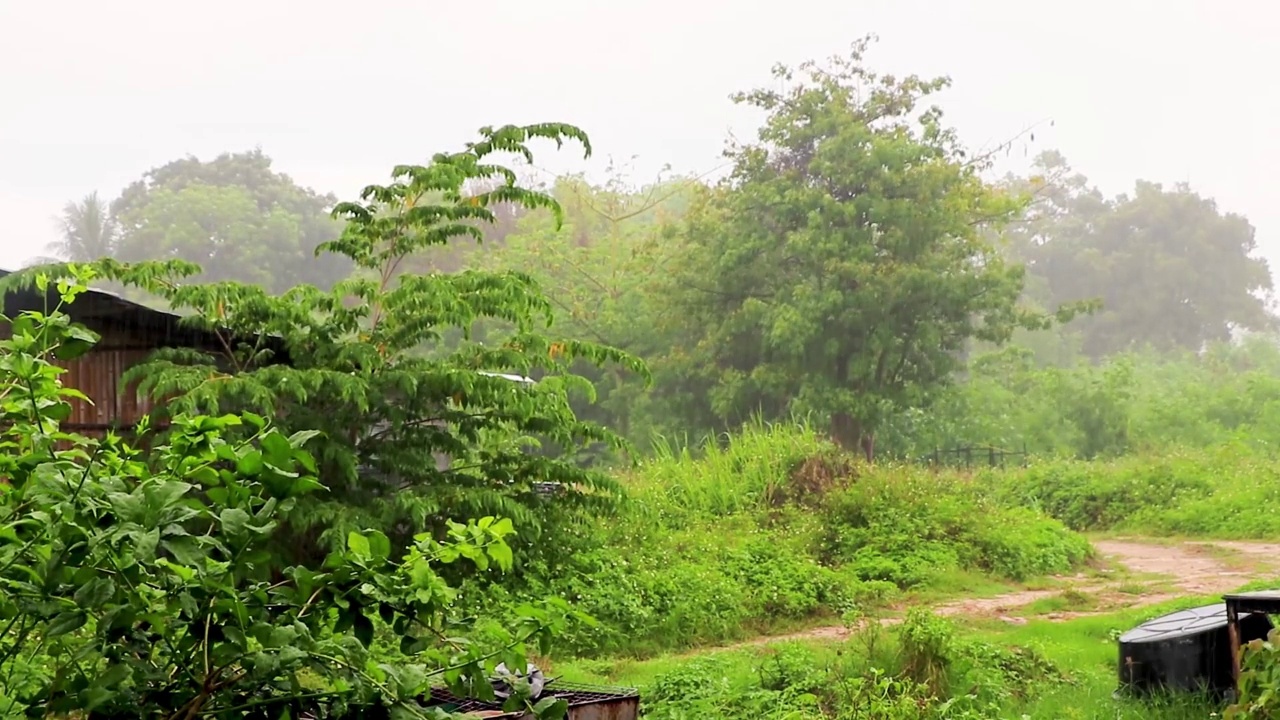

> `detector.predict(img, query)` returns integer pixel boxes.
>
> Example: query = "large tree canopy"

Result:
[1007,151,1275,358]
[110,150,351,291]
[659,40,1066,459]
[44,124,646,565]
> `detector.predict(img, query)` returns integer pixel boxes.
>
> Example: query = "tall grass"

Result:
[463,421,1093,657]
[985,442,1280,537]
[632,420,831,521]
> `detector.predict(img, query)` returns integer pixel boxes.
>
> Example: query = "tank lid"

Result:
[1119,603,1239,643]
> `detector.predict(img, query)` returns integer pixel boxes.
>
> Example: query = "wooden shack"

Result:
[0,270,241,436]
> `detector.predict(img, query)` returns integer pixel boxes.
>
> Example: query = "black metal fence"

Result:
[917,444,1029,469]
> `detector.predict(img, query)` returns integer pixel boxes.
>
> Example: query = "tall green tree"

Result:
[1006,151,1275,358]
[111,150,351,292]
[661,40,1068,459]
[29,191,118,265]
[56,124,643,563]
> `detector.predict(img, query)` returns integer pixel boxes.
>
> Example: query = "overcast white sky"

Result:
[2,0,1276,277]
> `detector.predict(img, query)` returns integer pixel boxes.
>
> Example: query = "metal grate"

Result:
[423,680,639,715]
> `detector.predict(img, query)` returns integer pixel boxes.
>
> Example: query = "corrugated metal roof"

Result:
[1,266,182,319]
[0,267,289,358]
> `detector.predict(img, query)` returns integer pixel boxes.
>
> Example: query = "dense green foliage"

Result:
[426,124,1277,463]
[0,273,576,719]
[457,423,1090,657]
[22,35,1280,718]
[632,612,1064,719]
[33,151,350,292]
[24,125,647,568]
[45,42,1277,464]
[448,163,1280,460]
[465,173,700,445]
[881,333,1280,459]
[982,445,1280,538]
[1232,630,1280,718]
[563,601,1228,719]
[112,150,354,291]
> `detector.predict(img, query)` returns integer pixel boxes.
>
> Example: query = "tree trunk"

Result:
[861,432,875,463]
[831,412,875,463]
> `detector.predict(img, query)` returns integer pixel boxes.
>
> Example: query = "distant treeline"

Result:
[43,40,1274,462]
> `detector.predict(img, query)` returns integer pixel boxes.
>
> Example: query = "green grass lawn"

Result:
[963,608,1219,719]
[552,595,1243,719]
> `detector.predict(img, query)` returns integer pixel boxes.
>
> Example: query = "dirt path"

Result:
[739,538,1280,647]
[1093,539,1280,596]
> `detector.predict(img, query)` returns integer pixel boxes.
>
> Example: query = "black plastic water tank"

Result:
[1118,603,1273,696]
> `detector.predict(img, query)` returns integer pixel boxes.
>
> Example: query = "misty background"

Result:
[3,0,1276,274]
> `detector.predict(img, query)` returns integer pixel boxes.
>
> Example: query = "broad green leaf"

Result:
[45,610,87,637]
[73,576,116,609]
[292,476,325,495]
[236,450,265,476]
[44,401,72,422]
[487,541,513,573]
[490,517,515,538]
[347,531,371,559]
[53,324,101,360]
[131,527,161,561]
[147,480,193,511]
[80,687,115,713]
[367,530,391,561]
[261,430,294,468]
[219,507,252,536]
[288,429,322,448]
[158,558,196,582]
[189,464,221,486]
[532,697,569,720]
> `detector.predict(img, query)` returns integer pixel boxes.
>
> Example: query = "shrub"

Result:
[643,652,827,720]
[453,424,1093,658]
[0,271,576,719]
[1228,628,1280,718]
[987,445,1280,539]
[637,621,1066,720]
[993,452,1216,531]
[724,537,846,619]
[898,609,956,696]
[818,465,1091,588]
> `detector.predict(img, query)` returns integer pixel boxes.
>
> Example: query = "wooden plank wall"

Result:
[1,320,161,435]
[56,347,154,432]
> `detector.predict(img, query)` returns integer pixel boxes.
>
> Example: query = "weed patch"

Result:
[987,445,1280,539]
[818,467,1092,587]
[603,612,1069,718]
[560,603,1230,719]
[463,424,1092,657]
